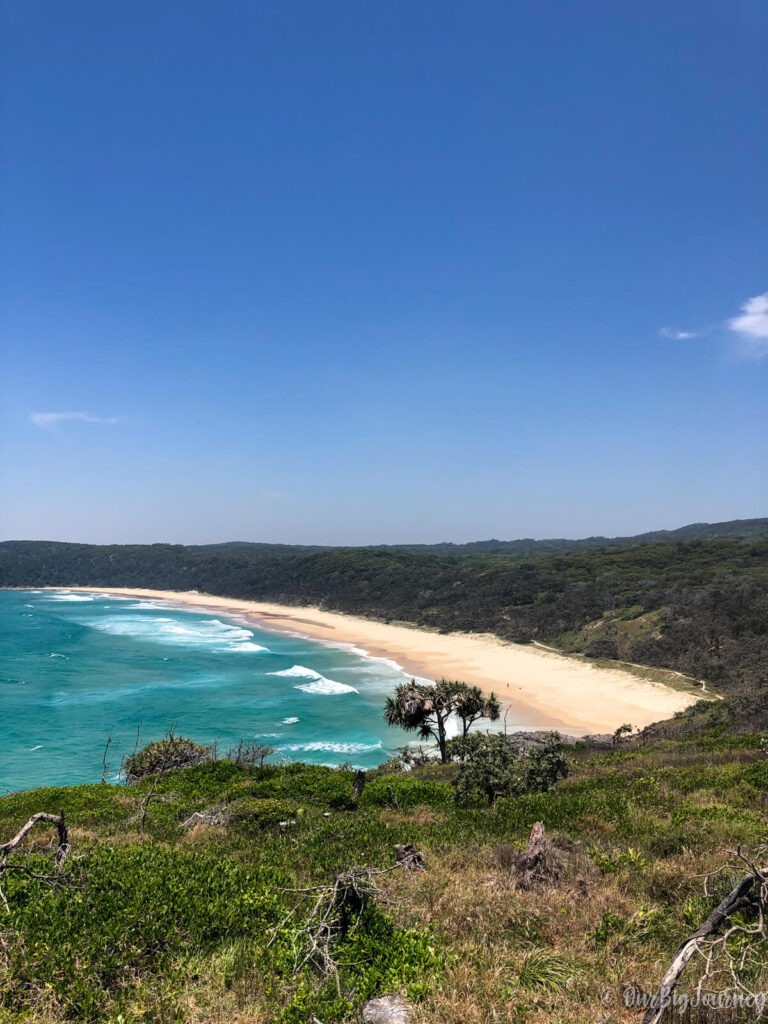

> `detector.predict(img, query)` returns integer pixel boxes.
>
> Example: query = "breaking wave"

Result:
[86,614,268,653]
[269,665,358,695]
[281,740,382,754]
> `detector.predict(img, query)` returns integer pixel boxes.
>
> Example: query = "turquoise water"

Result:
[0,589,420,792]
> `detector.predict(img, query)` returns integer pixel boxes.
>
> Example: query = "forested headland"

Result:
[2,518,767,720]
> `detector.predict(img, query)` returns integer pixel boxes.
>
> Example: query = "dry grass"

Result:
[386,842,734,1024]
[379,805,448,828]
[179,823,229,846]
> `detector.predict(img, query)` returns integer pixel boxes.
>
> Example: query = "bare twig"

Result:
[132,720,143,758]
[270,866,397,993]
[101,728,114,783]
[139,767,166,837]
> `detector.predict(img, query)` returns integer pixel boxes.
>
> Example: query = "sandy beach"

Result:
[63,587,701,735]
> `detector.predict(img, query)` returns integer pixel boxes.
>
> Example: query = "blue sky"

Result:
[1,1,766,544]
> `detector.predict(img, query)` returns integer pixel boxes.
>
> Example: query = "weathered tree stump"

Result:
[510,822,561,890]
[353,769,366,803]
[394,843,425,871]
[362,993,413,1024]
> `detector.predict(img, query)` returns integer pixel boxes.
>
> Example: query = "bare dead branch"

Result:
[180,807,231,829]
[642,849,768,1024]
[270,866,397,993]
[0,810,70,911]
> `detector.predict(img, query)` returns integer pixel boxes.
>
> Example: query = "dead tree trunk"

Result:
[641,874,757,1024]
[353,770,366,804]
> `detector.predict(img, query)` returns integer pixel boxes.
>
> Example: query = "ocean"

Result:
[0,589,421,792]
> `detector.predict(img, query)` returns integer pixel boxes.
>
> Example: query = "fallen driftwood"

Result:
[641,853,767,1024]
[510,822,562,890]
[0,811,70,910]
[394,844,425,872]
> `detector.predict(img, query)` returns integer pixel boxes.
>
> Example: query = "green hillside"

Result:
[2,727,767,1023]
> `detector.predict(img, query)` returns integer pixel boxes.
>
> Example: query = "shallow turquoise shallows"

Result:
[0,589,418,792]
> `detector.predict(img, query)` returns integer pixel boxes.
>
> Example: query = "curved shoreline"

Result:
[62,587,700,735]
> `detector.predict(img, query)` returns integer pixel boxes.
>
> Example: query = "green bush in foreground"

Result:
[450,733,569,805]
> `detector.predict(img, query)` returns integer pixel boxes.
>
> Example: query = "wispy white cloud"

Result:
[728,292,768,358]
[30,411,121,429]
[659,290,768,359]
[659,327,701,340]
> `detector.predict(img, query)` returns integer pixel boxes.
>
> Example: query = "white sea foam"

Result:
[281,740,382,754]
[48,653,67,659]
[50,593,94,602]
[29,745,43,751]
[314,639,426,681]
[221,641,268,653]
[126,601,164,610]
[297,678,358,695]
[269,664,358,695]
[269,665,322,679]
[282,717,300,725]
[85,614,265,653]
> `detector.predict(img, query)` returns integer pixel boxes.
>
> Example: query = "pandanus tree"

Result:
[384,679,500,763]
[455,684,501,737]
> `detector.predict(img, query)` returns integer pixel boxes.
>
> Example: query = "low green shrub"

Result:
[362,776,454,810]
[123,735,213,783]
[228,797,296,829]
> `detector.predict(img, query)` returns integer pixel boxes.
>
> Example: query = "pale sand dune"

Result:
[63,586,702,735]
